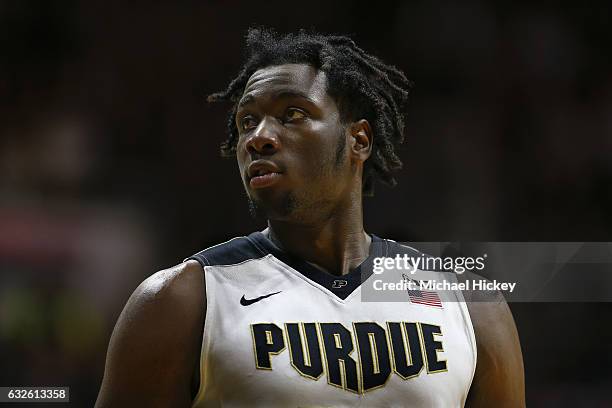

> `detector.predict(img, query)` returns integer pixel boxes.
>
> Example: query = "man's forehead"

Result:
[241,63,328,102]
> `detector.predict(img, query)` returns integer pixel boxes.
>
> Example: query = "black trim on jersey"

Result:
[247,232,388,300]
[185,236,267,269]
[185,234,445,299]
[384,240,447,272]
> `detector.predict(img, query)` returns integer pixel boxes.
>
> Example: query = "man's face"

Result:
[235,63,351,222]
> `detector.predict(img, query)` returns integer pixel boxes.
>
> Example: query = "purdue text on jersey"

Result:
[251,321,447,393]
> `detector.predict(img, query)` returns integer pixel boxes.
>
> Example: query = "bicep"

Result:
[96,262,205,408]
[465,296,525,407]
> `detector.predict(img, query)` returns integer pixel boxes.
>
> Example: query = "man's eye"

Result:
[285,108,307,122]
[241,116,258,131]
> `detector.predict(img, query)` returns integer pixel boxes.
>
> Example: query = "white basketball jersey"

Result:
[187,231,476,408]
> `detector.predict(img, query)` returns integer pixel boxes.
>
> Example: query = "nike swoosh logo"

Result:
[240,291,282,306]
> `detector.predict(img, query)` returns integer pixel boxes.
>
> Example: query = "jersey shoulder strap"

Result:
[185,235,266,268]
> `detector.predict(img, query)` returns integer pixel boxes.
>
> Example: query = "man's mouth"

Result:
[247,161,283,189]
[249,172,282,188]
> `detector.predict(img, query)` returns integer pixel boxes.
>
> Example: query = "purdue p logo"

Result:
[251,321,447,394]
[332,280,348,289]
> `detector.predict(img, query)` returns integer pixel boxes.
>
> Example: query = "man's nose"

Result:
[245,116,280,156]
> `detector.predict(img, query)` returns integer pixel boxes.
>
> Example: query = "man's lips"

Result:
[249,172,282,188]
[247,161,283,189]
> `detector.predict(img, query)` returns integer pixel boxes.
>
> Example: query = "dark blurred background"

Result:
[1,0,611,406]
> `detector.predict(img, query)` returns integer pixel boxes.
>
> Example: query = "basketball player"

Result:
[96,29,524,407]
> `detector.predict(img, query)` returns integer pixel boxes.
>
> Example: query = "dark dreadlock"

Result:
[208,28,413,196]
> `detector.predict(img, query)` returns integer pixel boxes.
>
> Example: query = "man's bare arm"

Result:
[95,260,205,408]
[465,291,525,407]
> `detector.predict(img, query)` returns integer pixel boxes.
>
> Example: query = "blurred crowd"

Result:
[1,1,611,405]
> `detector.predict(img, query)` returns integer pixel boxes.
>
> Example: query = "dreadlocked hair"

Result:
[208,27,413,196]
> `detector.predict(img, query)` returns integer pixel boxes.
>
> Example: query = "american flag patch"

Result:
[406,278,443,308]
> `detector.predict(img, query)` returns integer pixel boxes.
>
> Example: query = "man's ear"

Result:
[349,119,373,162]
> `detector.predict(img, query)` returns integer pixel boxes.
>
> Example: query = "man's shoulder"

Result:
[96,260,205,407]
[456,271,518,363]
[457,270,506,303]
[377,238,509,310]
[136,260,205,311]
[185,232,268,268]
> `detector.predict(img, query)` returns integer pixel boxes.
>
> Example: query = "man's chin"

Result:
[247,194,295,220]
[247,198,266,220]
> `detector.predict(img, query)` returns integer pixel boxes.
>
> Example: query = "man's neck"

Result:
[265,197,371,276]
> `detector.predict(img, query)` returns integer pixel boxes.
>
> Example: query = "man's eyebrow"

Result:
[237,90,317,109]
